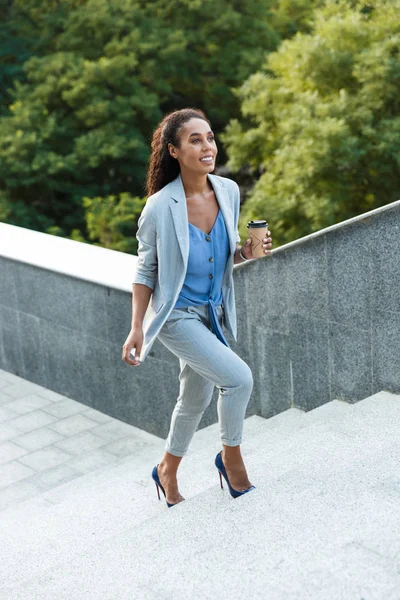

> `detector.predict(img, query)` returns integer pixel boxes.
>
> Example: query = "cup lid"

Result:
[247,220,268,228]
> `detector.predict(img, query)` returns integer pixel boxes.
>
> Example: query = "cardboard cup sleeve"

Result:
[247,220,269,258]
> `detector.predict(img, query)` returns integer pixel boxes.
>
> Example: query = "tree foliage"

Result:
[269,0,325,39]
[0,0,278,246]
[81,192,146,254]
[222,0,400,246]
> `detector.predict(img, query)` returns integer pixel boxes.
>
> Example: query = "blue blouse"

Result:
[174,209,231,347]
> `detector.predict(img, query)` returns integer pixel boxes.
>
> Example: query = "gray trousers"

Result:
[157,304,253,457]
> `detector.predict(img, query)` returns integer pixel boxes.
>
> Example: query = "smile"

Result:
[200,157,214,163]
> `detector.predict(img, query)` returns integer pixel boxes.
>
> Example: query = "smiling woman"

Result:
[145,109,217,197]
[121,108,272,508]
[169,120,220,235]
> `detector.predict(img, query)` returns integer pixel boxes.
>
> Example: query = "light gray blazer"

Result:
[132,172,241,363]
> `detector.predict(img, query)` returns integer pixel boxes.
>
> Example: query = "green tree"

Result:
[222,0,400,246]
[269,0,325,39]
[0,0,278,246]
[0,1,33,116]
[80,192,146,253]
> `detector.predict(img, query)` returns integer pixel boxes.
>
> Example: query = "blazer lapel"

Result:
[169,173,235,268]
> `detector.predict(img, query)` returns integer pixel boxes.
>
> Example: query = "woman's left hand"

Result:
[241,230,273,260]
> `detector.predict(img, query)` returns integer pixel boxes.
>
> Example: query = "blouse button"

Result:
[209,274,214,280]
[209,257,214,262]
[205,236,211,242]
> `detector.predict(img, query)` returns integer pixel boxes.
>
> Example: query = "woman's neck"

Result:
[180,170,212,199]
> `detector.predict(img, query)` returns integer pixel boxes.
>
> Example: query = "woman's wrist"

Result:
[239,246,255,262]
[238,247,249,261]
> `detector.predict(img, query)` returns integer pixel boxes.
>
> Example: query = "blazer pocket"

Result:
[151,297,165,314]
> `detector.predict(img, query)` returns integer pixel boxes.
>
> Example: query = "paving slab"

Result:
[12,426,65,451]
[0,369,163,512]
[0,460,36,489]
[2,394,55,416]
[0,441,30,465]
[9,409,59,432]
[17,445,75,472]
[0,390,16,406]
[40,398,90,418]
[0,404,20,422]
[0,377,10,389]
[0,380,45,399]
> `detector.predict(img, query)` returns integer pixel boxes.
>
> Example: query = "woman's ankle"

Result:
[222,444,243,465]
[159,452,183,474]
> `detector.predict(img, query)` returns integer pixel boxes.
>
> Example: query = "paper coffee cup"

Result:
[247,220,269,258]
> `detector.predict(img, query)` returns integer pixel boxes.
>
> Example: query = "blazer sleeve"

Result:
[132,201,158,290]
[233,181,241,245]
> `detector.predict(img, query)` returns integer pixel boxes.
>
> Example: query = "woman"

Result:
[122,108,272,507]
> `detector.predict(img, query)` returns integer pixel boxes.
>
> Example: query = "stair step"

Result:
[2,400,398,600]
[0,408,336,565]
[0,415,268,513]
[299,398,354,423]
[0,399,374,550]
[351,389,400,412]
[187,414,276,454]
[1,402,347,518]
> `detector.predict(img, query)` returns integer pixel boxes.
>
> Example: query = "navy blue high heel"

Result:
[151,464,177,508]
[215,451,255,498]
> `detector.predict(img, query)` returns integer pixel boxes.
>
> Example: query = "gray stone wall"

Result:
[1,200,399,436]
[0,258,183,438]
[233,200,400,418]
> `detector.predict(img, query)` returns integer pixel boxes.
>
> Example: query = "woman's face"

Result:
[168,118,218,174]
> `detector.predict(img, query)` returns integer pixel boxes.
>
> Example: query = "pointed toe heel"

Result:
[215,451,255,499]
[151,465,177,508]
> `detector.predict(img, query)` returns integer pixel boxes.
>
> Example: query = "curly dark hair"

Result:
[146,108,212,197]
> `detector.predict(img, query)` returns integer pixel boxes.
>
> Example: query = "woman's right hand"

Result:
[122,327,143,366]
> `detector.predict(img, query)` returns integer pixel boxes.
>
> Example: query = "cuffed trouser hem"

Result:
[221,438,242,447]
[164,446,187,458]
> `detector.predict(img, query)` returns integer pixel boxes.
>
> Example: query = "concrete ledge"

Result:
[0,223,136,293]
[236,198,400,267]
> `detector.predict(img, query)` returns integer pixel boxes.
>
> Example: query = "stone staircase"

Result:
[0,368,399,599]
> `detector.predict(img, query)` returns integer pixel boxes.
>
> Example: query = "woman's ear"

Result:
[168,143,177,159]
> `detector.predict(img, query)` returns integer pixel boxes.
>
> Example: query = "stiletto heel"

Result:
[215,451,255,499]
[151,464,177,508]
[154,481,161,500]
[218,470,224,489]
